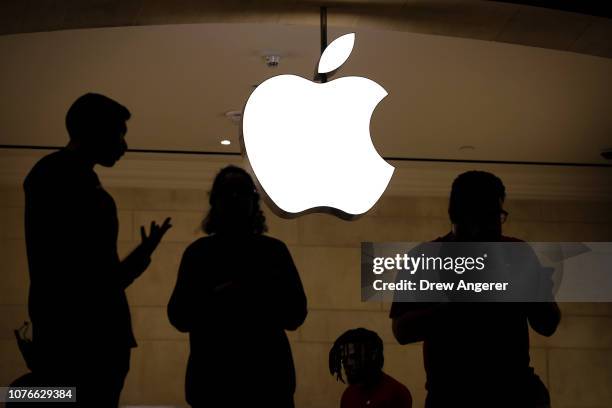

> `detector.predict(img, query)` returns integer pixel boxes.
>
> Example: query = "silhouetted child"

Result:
[330,328,412,408]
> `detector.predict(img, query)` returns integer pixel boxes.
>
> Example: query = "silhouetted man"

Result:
[330,328,412,408]
[390,171,560,407]
[23,93,172,407]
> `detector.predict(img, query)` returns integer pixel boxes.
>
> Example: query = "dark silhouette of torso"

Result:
[168,233,307,407]
[23,149,136,406]
[24,149,136,352]
[390,233,545,407]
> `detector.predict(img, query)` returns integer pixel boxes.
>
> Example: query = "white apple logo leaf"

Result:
[318,33,355,74]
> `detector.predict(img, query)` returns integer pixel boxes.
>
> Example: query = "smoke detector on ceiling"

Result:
[264,54,281,68]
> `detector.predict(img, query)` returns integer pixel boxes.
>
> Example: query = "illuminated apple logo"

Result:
[241,33,394,219]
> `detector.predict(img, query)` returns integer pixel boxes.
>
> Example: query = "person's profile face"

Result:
[93,120,128,167]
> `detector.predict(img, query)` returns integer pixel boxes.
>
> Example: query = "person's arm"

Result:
[119,218,172,288]
[167,244,197,332]
[522,247,561,337]
[118,244,151,288]
[396,384,413,408]
[340,387,352,408]
[403,389,413,408]
[271,241,308,331]
[389,242,448,345]
[391,303,445,344]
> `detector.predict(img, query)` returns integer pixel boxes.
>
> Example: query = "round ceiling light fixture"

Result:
[459,145,475,151]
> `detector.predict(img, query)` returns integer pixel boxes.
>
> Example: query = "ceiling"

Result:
[0,22,610,165]
[1,1,612,59]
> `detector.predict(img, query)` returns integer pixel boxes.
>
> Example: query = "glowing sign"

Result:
[242,33,394,219]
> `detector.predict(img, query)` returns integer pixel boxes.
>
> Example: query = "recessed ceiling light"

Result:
[220,139,231,146]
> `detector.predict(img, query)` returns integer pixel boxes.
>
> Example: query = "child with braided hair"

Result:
[330,328,412,408]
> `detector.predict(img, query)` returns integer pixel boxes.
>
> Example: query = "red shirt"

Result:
[341,372,412,408]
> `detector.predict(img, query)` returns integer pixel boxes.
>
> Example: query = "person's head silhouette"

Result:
[202,165,267,235]
[448,170,507,241]
[329,328,384,385]
[65,93,130,167]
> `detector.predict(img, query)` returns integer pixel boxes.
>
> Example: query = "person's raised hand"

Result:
[140,217,172,256]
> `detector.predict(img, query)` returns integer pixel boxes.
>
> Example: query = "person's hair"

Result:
[201,165,268,235]
[65,93,131,141]
[448,170,506,224]
[329,328,384,383]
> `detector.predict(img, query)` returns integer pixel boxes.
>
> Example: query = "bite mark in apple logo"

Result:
[241,33,395,220]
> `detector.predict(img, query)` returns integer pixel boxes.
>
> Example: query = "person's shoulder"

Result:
[382,372,413,402]
[432,232,454,242]
[340,384,359,407]
[383,372,410,391]
[432,233,524,242]
[185,236,213,251]
[257,234,289,250]
[181,236,217,260]
[24,150,67,189]
[501,235,524,242]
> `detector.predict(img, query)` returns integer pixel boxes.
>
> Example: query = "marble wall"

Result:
[1,185,611,407]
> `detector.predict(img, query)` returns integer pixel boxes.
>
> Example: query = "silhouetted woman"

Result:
[168,165,307,408]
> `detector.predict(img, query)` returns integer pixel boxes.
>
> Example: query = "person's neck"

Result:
[217,228,252,238]
[450,227,501,241]
[64,141,96,170]
[356,371,384,389]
